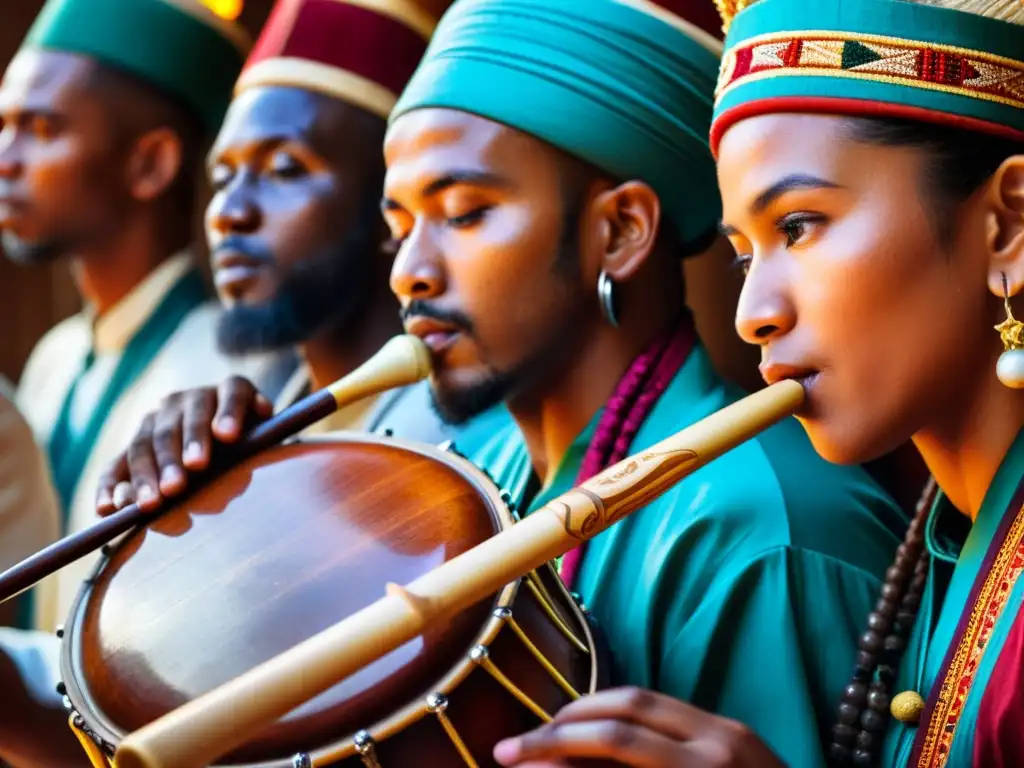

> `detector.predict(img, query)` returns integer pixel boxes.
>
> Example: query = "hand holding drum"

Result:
[0,335,432,606]
[112,377,805,768]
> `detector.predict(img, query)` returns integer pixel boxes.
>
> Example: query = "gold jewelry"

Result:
[995,272,1024,388]
[714,0,756,33]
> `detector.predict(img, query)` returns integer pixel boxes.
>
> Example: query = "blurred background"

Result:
[0,0,279,384]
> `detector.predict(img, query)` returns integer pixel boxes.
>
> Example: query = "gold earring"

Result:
[995,273,1024,388]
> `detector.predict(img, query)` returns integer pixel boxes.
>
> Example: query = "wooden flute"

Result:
[113,377,806,768]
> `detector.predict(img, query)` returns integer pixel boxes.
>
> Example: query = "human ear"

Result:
[126,127,184,202]
[590,180,662,282]
[985,154,1024,298]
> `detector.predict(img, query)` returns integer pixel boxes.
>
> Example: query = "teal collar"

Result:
[926,430,1024,564]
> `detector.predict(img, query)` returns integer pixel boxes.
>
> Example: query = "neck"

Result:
[510,306,680,486]
[71,211,191,316]
[300,290,402,392]
[913,367,1024,521]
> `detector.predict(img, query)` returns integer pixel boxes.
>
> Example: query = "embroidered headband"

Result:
[709,0,1024,156]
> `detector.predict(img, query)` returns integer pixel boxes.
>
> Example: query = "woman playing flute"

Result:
[710,0,1024,764]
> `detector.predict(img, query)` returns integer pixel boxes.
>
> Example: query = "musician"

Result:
[0,0,288,763]
[0,0,294,631]
[377,1,909,766]
[208,0,457,440]
[712,0,1024,764]
[92,0,510,513]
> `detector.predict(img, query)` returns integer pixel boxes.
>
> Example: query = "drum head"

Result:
[61,435,508,765]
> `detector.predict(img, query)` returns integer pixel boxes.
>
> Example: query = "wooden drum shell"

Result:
[57,434,601,767]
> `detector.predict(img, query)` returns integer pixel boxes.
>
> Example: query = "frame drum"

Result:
[58,434,603,767]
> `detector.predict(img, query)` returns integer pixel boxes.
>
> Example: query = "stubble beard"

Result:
[215,215,376,357]
[2,230,67,265]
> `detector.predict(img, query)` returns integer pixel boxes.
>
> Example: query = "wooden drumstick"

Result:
[113,378,805,768]
[0,335,431,606]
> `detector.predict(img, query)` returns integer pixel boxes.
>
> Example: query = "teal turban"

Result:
[391,0,724,246]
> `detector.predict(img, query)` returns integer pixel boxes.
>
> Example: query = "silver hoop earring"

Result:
[598,270,619,328]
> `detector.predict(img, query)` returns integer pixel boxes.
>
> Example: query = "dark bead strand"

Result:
[848,546,929,766]
[827,479,937,767]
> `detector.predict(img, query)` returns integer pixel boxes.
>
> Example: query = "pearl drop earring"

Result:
[995,273,1024,389]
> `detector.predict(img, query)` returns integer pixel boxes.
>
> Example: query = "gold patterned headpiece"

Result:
[710,0,1024,155]
[717,0,1023,33]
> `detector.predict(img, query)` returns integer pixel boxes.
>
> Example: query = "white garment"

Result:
[15,253,294,632]
[0,382,62,707]
[273,363,460,445]
[0,378,59,575]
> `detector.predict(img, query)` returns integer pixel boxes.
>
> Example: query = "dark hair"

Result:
[554,150,712,280]
[845,117,1024,241]
[86,61,207,222]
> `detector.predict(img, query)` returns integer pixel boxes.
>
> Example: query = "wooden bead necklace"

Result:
[828,477,937,767]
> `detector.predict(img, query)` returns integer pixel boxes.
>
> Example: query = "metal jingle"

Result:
[55,624,65,639]
[469,644,490,663]
[354,730,376,754]
[291,753,312,768]
[426,692,450,713]
[61,695,74,713]
[493,607,513,620]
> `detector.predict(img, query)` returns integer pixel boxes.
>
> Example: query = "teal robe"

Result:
[471,344,908,767]
[883,431,1024,767]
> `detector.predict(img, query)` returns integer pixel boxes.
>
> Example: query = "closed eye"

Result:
[448,206,491,229]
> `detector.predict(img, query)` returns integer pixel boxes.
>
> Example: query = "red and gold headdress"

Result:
[237,0,443,119]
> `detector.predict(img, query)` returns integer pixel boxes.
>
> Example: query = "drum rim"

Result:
[60,432,599,767]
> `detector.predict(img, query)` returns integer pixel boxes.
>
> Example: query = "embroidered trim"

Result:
[716,30,1024,111]
[916,505,1024,767]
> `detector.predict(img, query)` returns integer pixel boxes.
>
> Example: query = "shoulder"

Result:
[148,302,297,396]
[740,415,906,572]
[0,387,60,546]
[466,417,529,491]
[637,381,904,581]
[447,404,516,457]
[17,314,89,387]
[0,384,35,450]
[467,417,524,468]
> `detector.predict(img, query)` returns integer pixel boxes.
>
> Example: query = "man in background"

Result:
[96,0,510,512]
[1,0,293,633]
[0,1,289,763]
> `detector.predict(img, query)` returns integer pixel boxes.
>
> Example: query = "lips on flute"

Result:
[113,377,805,768]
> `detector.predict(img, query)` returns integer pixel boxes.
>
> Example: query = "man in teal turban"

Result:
[383,0,909,765]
